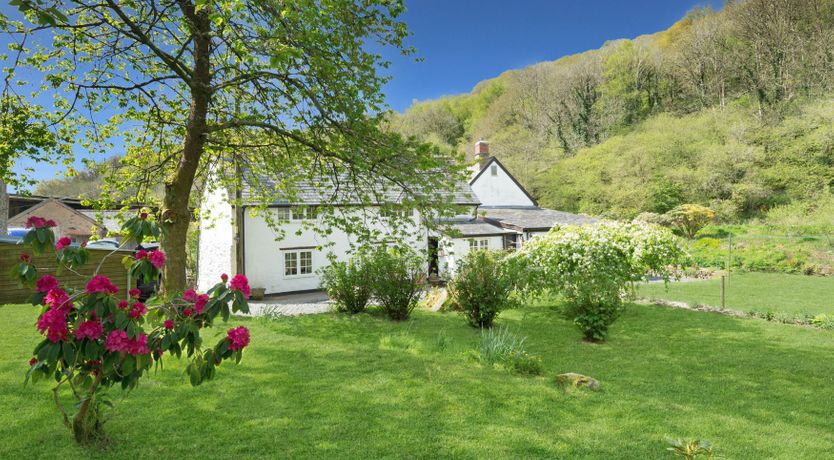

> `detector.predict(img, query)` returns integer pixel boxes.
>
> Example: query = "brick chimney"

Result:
[475,139,490,168]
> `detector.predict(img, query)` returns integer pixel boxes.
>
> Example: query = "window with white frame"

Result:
[490,164,498,176]
[291,206,317,220]
[284,250,313,276]
[276,208,291,221]
[468,238,489,250]
[380,207,413,218]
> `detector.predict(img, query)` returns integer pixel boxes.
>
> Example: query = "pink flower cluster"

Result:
[45,287,73,311]
[164,319,174,330]
[25,216,57,229]
[86,275,119,295]
[226,326,250,351]
[55,236,72,251]
[105,330,149,356]
[37,308,68,343]
[229,274,251,299]
[183,289,210,315]
[129,288,141,298]
[74,319,104,341]
[135,249,166,269]
[36,275,59,293]
[127,301,147,319]
[19,253,31,263]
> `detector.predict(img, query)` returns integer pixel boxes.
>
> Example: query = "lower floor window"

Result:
[468,238,489,250]
[284,250,313,276]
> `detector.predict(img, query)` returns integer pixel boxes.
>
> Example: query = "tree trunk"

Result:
[160,5,212,294]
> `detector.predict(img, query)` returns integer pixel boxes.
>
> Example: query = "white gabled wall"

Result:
[470,160,535,207]
[197,186,234,292]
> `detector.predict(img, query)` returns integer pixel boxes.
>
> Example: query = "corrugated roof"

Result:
[481,206,598,231]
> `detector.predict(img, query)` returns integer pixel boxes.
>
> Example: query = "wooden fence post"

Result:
[720,275,726,309]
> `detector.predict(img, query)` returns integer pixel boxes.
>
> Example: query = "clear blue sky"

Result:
[381,0,723,112]
[8,0,722,188]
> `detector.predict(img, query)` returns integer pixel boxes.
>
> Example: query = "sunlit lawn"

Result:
[638,272,834,315]
[2,301,833,459]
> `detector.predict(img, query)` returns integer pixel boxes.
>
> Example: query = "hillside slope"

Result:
[390,0,834,221]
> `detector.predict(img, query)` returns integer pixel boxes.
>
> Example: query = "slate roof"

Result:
[240,172,480,206]
[481,206,598,231]
[438,218,517,237]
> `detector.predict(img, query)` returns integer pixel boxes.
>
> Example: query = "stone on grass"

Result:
[555,373,600,391]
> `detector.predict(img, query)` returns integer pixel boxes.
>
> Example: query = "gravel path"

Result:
[246,302,332,317]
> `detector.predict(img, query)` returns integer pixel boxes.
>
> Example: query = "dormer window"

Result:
[490,164,498,176]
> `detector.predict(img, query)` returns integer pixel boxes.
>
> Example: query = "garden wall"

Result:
[0,241,132,304]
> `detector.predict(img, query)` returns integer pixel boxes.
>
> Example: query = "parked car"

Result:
[7,228,27,238]
[85,239,121,250]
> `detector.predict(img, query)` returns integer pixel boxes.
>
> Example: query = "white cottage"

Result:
[197,140,596,295]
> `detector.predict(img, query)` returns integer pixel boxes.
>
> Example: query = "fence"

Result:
[0,240,132,304]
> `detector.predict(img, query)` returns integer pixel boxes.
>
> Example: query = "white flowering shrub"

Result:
[511,222,687,341]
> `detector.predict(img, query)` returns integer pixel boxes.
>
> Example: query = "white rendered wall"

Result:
[437,235,505,277]
[197,186,234,292]
[470,161,535,207]
[243,208,429,294]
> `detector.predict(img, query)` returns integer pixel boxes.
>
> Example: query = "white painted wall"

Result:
[243,208,430,294]
[437,235,505,277]
[197,186,234,291]
[470,160,535,207]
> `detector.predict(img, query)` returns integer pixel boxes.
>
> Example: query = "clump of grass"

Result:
[666,438,717,459]
[474,326,544,375]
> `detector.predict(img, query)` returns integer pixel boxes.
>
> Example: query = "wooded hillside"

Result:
[390,0,834,221]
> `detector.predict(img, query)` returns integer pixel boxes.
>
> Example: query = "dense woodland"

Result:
[388,0,834,222]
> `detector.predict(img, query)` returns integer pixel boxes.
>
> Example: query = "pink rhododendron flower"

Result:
[36,275,60,293]
[74,320,104,341]
[129,288,141,298]
[55,236,72,251]
[183,288,197,302]
[25,216,56,229]
[86,275,119,295]
[37,308,68,343]
[148,250,165,269]
[128,302,147,319]
[139,212,148,220]
[229,274,251,299]
[195,294,209,314]
[226,326,250,351]
[29,357,38,366]
[183,307,193,317]
[19,253,31,263]
[118,300,129,310]
[105,330,129,352]
[164,319,174,330]
[134,249,148,260]
[127,334,150,356]
[220,273,228,282]
[45,288,73,311]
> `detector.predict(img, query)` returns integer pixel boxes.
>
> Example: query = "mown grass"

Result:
[639,272,834,315]
[2,301,834,459]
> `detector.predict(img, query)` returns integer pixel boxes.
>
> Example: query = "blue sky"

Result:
[6,0,722,188]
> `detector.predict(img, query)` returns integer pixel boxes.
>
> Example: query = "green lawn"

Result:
[638,272,834,315]
[2,302,834,459]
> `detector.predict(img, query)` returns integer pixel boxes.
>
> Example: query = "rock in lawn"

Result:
[555,373,600,391]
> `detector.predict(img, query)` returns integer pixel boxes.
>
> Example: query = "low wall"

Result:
[0,241,132,304]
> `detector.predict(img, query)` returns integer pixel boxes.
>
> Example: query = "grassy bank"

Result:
[639,272,834,316]
[2,302,834,458]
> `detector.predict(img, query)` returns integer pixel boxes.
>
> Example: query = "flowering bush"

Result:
[511,222,686,341]
[12,211,252,444]
[447,249,518,328]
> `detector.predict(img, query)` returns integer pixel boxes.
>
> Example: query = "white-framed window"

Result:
[276,208,291,221]
[468,238,489,250]
[490,165,498,176]
[291,206,317,220]
[284,250,313,277]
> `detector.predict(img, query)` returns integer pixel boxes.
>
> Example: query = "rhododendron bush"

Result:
[509,222,687,341]
[12,211,252,444]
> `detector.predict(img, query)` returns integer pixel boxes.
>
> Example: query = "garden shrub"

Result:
[366,246,425,320]
[320,255,372,314]
[666,204,716,239]
[475,326,543,375]
[447,249,517,328]
[512,222,686,341]
[14,212,251,444]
